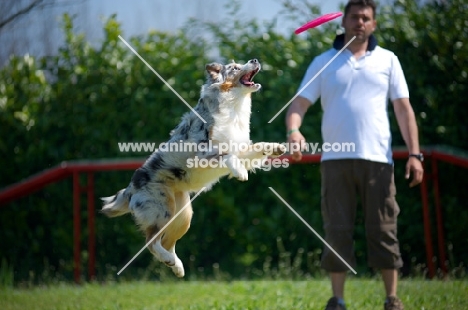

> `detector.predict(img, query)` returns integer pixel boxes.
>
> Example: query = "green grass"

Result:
[1,279,467,309]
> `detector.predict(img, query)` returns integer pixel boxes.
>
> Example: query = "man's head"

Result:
[342,0,377,43]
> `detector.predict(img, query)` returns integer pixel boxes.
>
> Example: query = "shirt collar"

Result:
[333,33,378,51]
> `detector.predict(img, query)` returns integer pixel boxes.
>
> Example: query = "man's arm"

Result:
[285,96,311,161]
[392,98,424,187]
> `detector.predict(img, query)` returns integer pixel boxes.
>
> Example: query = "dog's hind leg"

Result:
[145,226,176,267]
[159,191,193,277]
[129,187,176,266]
[134,187,192,277]
[151,238,185,277]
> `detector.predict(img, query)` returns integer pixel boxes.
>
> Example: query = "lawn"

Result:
[1,279,467,309]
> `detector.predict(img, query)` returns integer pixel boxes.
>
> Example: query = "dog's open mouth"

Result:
[240,68,259,86]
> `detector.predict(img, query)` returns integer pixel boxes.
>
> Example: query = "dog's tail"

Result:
[101,188,131,217]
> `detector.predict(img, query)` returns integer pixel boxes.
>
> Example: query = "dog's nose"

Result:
[249,59,258,64]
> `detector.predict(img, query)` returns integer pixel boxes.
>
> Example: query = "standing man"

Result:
[285,1,423,309]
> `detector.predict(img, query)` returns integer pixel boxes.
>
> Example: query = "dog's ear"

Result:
[205,63,223,82]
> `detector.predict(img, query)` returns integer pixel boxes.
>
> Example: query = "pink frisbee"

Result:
[294,12,343,34]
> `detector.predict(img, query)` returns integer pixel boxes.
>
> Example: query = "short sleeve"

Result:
[389,54,410,101]
[296,57,322,105]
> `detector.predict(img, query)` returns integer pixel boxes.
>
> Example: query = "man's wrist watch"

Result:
[409,153,424,162]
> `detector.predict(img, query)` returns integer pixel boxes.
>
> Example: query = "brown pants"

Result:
[320,159,403,272]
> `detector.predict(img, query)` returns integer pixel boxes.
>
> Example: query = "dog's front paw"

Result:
[263,143,287,157]
[272,143,287,157]
[230,166,249,181]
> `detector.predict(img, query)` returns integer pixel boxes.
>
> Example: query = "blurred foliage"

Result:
[0,0,467,284]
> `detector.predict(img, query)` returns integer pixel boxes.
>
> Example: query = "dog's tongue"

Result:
[241,72,254,85]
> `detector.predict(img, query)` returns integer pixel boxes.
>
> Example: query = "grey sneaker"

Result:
[325,297,347,310]
[384,296,404,310]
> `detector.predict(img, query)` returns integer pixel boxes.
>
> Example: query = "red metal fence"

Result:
[1,147,467,283]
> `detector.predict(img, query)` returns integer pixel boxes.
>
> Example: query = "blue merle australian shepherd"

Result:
[101,59,286,277]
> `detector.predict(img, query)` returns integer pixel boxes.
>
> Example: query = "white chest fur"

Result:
[211,91,252,144]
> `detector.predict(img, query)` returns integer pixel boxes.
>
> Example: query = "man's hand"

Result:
[287,131,306,162]
[405,157,424,187]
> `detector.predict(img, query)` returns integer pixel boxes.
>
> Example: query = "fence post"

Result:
[73,171,81,284]
[432,158,448,276]
[87,172,96,281]
[420,167,435,278]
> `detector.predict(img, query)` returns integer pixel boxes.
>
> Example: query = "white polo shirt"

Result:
[298,35,409,164]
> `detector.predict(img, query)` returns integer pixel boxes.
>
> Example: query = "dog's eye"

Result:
[232,66,240,71]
